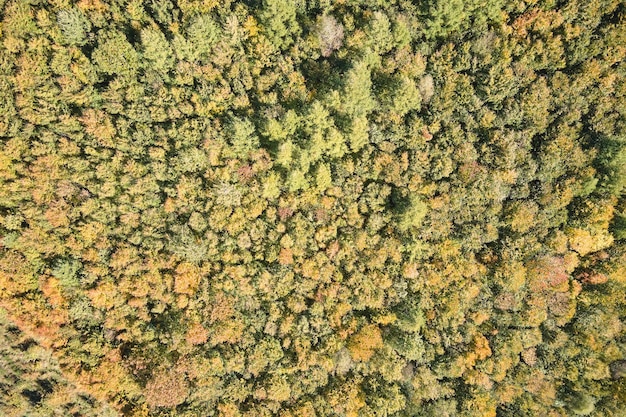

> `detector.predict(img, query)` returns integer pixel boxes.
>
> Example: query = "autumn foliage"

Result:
[0,0,625,416]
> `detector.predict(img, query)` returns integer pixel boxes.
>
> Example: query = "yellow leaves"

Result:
[464,390,497,417]
[0,251,38,296]
[76,363,132,408]
[498,169,519,185]
[243,15,259,37]
[314,224,338,248]
[512,9,564,38]
[211,318,245,346]
[508,201,538,233]
[568,228,596,256]
[546,229,569,254]
[348,116,369,153]
[439,239,461,262]
[345,29,367,50]
[522,297,549,327]
[566,227,614,257]
[609,257,626,285]
[77,0,109,14]
[79,221,106,246]
[15,54,47,91]
[164,197,176,213]
[44,201,71,228]
[499,260,526,292]
[299,258,318,280]
[280,401,316,417]
[246,198,266,220]
[41,276,67,308]
[472,334,492,362]
[330,302,352,330]
[347,324,383,362]
[193,93,225,116]
[124,159,148,179]
[284,70,308,102]
[373,311,397,326]
[110,245,139,271]
[3,35,24,54]
[144,367,189,409]
[371,270,392,290]
[265,375,291,402]
[262,171,282,200]
[480,108,497,128]
[218,402,241,417]
[372,153,400,183]
[354,230,369,251]
[365,245,391,272]
[326,379,365,417]
[0,150,16,180]
[563,251,580,274]
[88,281,121,310]
[174,262,200,296]
[69,61,91,85]
[471,310,490,325]
[315,163,333,191]
[224,208,246,236]
[80,109,115,147]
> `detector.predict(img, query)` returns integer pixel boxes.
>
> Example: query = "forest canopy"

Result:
[0,0,625,416]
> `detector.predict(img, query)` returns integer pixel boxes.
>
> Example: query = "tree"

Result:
[92,31,140,77]
[144,367,189,408]
[348,324,383,362]
[186,14,222,62]
[318,15,344,57]
[1,0,624,415]
[141,28,174,73]
[57,8,91,46]
[259,0,300,50]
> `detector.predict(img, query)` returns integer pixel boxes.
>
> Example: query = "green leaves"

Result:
[596,136,626,196]
[421,0,504,40]
[247,337,284,376]
[227,117,260,160]
[92,31,140,77]
[341,61,376,117]
[422,0,467,40]
[186,14,221,62]
[51,258,82,292]
[259,0,300,50]
[169,226,210,264]
[397,195,428,233]
[141,28,174,72]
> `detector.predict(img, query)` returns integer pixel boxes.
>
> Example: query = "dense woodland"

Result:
[0,0,625,416]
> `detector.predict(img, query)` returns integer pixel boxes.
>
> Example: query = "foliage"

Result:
[0,0,624,416]
[318,14,344,57]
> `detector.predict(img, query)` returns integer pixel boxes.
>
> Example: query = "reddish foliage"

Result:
[278,206,294,221]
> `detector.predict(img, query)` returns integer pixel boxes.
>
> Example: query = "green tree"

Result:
[92,31,140,77]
